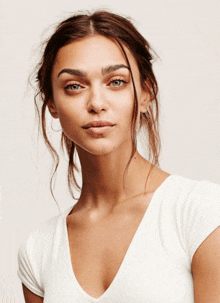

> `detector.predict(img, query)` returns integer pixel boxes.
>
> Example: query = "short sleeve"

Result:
[17,230,44,297]
[183,180,220,261]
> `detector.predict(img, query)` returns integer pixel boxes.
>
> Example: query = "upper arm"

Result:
[22,284,44,303]
[191,226,220,303]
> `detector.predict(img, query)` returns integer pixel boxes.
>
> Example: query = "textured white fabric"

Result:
[17,175,220,302]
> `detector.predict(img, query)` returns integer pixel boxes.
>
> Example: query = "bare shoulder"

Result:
[22,284,43,303]
[192,226,220,302]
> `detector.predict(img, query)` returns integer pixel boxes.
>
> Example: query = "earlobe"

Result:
[47,100,59,119]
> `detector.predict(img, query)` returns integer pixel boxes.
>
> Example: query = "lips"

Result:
[82,121,115,129]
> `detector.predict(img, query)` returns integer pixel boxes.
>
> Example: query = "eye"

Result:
[65,83,83,91]
[109,79,126,87]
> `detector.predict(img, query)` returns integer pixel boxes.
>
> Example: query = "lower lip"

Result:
[84,125,114,135]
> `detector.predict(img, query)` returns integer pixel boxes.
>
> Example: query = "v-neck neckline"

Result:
[63,174,175,302]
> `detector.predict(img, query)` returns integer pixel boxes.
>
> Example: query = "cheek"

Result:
[55,107,80,138]
[122,103,134,124]
[53,94,82,123]
[115,91,134,117]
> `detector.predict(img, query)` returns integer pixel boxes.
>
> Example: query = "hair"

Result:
[34,10,161,201]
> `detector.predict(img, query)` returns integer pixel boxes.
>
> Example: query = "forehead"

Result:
[52,35,139,75]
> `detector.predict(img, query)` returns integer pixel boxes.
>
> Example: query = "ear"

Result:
[47,99,59,119]
[139,90,151,114]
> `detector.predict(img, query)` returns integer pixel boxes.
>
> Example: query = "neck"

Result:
[76,144,153,210]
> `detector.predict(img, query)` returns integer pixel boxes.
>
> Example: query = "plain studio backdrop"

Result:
[1,0,220,301]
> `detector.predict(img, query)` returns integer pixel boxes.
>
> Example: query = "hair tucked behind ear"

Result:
[34,10,161,202]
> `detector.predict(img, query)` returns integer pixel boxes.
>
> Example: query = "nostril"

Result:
[89,107,106,114]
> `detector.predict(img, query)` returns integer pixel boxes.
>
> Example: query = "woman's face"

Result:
[50,35,149,156]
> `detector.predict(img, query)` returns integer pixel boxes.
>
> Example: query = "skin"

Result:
[22,35,220,302]
[50,35,148,157]
[49,34,156,209]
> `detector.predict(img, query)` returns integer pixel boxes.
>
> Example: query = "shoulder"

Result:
[175,175,220,216]
[19,213,61,250]
[18,206,72,265]
[18,213,59,273]
[165,174,220,204]
[169,175,220,260]
[17,206,73,296]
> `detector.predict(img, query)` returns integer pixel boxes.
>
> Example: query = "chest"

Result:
[45,206,194,303]
[66,210,146,298]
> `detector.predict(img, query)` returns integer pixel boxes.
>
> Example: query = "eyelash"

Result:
[64,78,127,92]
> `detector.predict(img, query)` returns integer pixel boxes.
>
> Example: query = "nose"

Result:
[87,85,107,114]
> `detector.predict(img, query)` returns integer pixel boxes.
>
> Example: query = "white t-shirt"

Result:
[17,175,220,302]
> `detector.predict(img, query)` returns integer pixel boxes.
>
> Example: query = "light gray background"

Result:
[1,0,220,301]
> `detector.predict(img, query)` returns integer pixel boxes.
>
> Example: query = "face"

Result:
[49,35,150,156]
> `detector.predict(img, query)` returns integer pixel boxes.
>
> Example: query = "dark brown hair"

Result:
[35,10,161,200]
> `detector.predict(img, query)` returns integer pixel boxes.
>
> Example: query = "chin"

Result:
[83,146,116,156]
[75,140,120,157]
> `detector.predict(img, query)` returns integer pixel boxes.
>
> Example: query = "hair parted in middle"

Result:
[35,10,161,199]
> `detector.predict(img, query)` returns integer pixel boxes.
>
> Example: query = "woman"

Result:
[17,10,220,302]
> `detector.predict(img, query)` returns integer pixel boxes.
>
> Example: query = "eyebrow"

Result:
[57,68,86,78]
[102,64,130,75]
[57,64,130,78]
